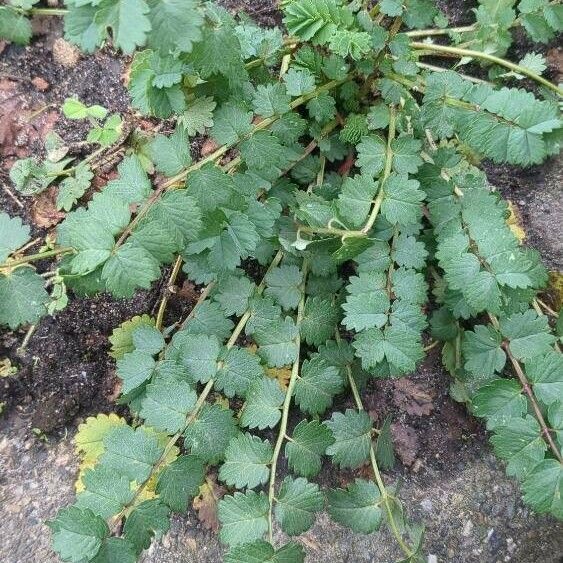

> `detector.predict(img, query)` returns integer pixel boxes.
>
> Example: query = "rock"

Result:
[31,77,49,91]
[52,38,80,68]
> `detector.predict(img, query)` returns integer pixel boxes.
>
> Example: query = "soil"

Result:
[0,1,562,562]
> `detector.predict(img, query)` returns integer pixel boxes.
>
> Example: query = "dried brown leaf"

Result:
[392,379,434,417]
[192,475,226,532]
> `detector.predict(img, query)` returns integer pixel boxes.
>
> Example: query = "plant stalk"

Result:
[410,42,563,96]
[155,256,184,331]
[361,105,396,234]
[1,247,74,270]
[342,344,415,559]
[267,258,309,543]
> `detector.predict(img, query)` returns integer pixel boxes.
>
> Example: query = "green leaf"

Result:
[525,351,563,406]
[240,377,285,430]
[353,324,423,375]
[392,233,428,270]
[462,325,506,377]
[500,311,556,361]
[156,455,205,513]
[283,68,316,97]
[182,301,234,340]
[325,409,372,469]
[380,0,403,16]
[327,479,383,533]
[0,268,49,328]
[179,96,216,136]
[140,379,197,433]
[265,265,303,310]
[94,0,151,54]
[490,416,547,479]
[130,325,164,356]
[104,155,151,204]
[285,419,334,478]
[91,538,137,563]
[128,50,186,118]
[253,83,291,118]
[211,102,253,146]
[76,466,134,518]
[0,7,32,45]
[123,499,170,554]
[381,174,425,227]
[146,0,204,54]
[255,317,299,367]
[307,91,337,123]
[183,404,238,464]
[301,295,340,346]
[522,459,563,519]
[100,425,162,483]
[116,350,155,395]
[109,315,155,359]
[274,477,324,535]
[356,135,386,178]
[48,506,109,563]
[219,433,273,489]
[225,541,305,563]
[214,275,256,317]
[57,165,94,211]
[174,332,221,383]
[375,415,395,470]
[342,272,389,332]
[294,356,342,416]
[218,491,269,546]
[472,379,527,429]
[215,346,265,399]
[149,127,192,176]
[336,174,379,229]
[0,212,30,262]
[87,114,122,146]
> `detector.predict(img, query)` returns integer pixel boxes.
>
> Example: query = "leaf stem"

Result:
[406,25,475,37]
[0,247,74,270]
[361,105,396,235]
[343,351,415,559]
[491,314,563,464]
[29,7,68,16]
[267,258,309,543]
[155,256,183,331]
[410,42,563,96]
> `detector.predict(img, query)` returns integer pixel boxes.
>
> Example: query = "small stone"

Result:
[462,520,474,537]
[420,498,433,513]
[52,38,80,68]
[31,77,49,91]
[427,555,438,563]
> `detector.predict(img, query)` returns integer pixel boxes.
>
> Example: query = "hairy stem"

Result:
[267,258,309,543]
[343,350,415,559]
[361,105,396,234]
[410,42,563,96]
[406,25,476,37]
[0,247,75,270]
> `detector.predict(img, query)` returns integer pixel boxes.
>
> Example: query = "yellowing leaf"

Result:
[266,366,292,389]
[74,413,126,463]
[109,314,155,359]
[506,201,526,243]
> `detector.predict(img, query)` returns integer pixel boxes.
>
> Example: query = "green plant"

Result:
[0,0,562,561]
